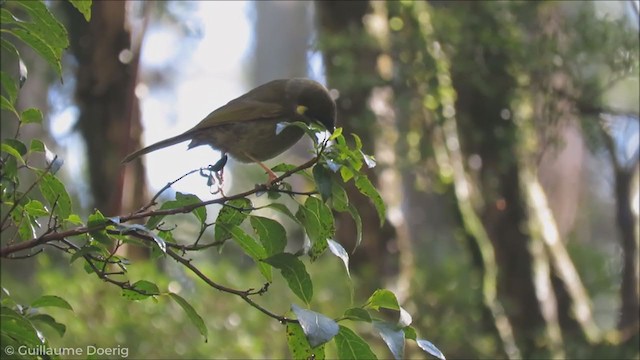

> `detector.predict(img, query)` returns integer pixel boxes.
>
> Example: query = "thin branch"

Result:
[166,248,294,324]
[1,156,319,258]
[108,228,225,251]
[141,168,202,212]
[0,156,58,228]
[7,249,43,259]
[59,239,151,296]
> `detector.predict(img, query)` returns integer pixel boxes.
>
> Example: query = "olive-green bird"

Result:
[122,78,336,173]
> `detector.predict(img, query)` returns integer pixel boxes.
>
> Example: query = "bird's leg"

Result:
[201,154,228,194]
[210,153,228,173]
[211,154,228,184]
[244,153,279,185]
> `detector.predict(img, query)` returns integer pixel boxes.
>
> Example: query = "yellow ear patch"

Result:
[296,105,308,115]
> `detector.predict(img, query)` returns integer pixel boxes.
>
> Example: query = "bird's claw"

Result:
[200,154,229,195]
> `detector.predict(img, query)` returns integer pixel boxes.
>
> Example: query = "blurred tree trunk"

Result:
[615,164,640,338]
[315,1,397,285]
[599,122,640,340]
[63,1,148,259]
[63,1,147,217]
[441,4,545,356]
[250,0,313,181]
[431,1,612,355]
[252,1,311,84]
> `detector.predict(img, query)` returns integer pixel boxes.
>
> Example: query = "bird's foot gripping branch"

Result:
[2,116,443,360]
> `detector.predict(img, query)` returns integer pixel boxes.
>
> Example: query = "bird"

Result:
[122,78,336,182]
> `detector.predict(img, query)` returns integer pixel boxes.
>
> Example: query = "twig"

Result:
[7,249,43,259]
[1,156,319,258]
[0,156,58,229]
[141,168,202,212]
[166,248,294,324]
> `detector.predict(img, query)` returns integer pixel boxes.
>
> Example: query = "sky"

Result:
[138,1,252,198]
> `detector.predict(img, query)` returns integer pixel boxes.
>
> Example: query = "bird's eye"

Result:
[296,105,309,116]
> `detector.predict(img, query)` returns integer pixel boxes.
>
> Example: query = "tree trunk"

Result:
[615,165,639,338]
[64,1,146,216]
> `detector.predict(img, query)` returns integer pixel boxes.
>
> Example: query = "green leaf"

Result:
[360,151,377,168]
[11,1,69,50]
[69,244,104,264]
[214,198,252,242]
[329,126,343,140]
[0,306,43,347]
[364,289,399,311]
[286,322,326,360]
[250,216,287,256]
[340,165,356,183]
[334,325,378,360]
[20,108,42,124]
[1,38,28,88]
[1,142,25,164]
[122,280,160,301]
[271,162,299,173]
[266,203,300,225]
[38,172,72,220]
[23,199,48,217]
[343,308,372,322]
[181,193,207,224]
[68,0,92,21]
[403,326,417,341]
[330,180,349,212]
[398,307,412,328]
[147,192,207,229]
[373,321,405,360]
[168,293,208,342]
[263,253,313,304]
[0,70,18,104]
[4,139,27,156]
[30,295,73,311]
[327,239,350,278]
[6,1,69,77]
[115,223,166,253]
[83,260,96,274]
[87,210,111,246]
[355,175,386,226]
[10,206,35,240]
[29,139,45,152]
[64,213,83,225]
[295,196,335,261]
[417,339,446,360]
[6,28,62,77]
[346,203,363,251]
[176,192,207,225]
[2,156,18,182]
[291,304,339,347]
[29,314,66,337]
[0,95,17,114]
[146,192,207,229]
[275,121,322,142]
[313,163,333,202]
[351,133,363,150]
[226,225,271,282]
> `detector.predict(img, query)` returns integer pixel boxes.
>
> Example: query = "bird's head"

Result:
[287,78,336,133]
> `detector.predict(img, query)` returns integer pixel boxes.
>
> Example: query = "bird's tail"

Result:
[121,131,194,164]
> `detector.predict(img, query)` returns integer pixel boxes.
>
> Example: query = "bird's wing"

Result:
[188,98,287,133]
